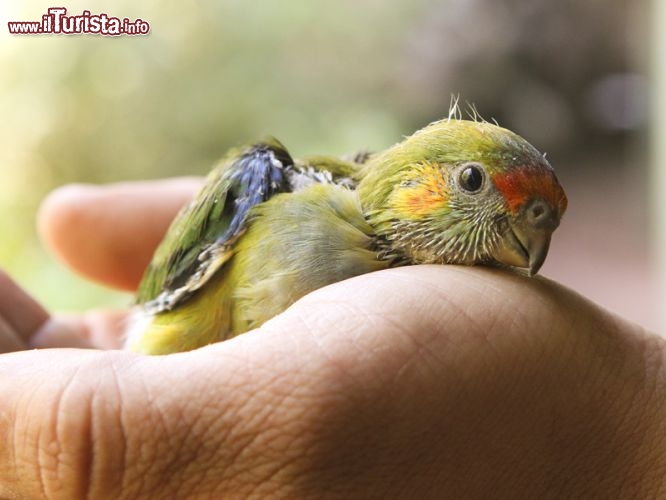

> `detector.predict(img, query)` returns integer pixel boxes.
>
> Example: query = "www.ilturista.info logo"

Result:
[7,7,150,36]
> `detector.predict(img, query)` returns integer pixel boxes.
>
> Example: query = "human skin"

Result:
[0,180,664,498]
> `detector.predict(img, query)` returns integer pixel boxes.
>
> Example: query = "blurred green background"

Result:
[0,1,659,329]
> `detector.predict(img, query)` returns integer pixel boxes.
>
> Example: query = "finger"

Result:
[0,316,28,353]
[0,269,49,346]
[37,178,202,291]
[30,309,129,350]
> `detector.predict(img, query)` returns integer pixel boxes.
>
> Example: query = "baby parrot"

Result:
[125,118,567,354]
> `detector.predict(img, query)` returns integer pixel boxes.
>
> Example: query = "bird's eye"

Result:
[458,164,484,193]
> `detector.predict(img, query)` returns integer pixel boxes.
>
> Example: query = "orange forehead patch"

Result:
[493,166,567,215]
[392,163,448,218]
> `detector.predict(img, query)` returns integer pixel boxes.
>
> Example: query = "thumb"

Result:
[37,178,202,291]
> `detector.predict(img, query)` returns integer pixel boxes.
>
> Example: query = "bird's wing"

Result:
[136,138,294,312]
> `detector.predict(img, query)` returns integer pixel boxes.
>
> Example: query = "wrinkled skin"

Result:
[0,179,664,498]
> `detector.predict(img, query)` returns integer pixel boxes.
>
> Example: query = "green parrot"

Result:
[125,118,568,354]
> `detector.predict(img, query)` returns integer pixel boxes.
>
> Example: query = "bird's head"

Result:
[358,119,568,275]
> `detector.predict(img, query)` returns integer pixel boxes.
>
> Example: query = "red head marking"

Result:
[492,166,567,216]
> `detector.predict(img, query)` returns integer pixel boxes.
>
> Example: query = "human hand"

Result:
[0,180,664,498]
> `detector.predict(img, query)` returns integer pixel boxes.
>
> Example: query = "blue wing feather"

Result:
[136,138,293,310]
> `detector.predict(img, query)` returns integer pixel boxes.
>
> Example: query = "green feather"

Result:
[136,137,293,305]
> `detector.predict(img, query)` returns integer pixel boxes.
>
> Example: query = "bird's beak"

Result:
[493,198,560,276]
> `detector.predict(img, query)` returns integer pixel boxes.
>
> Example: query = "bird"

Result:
[124,115,567,354]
